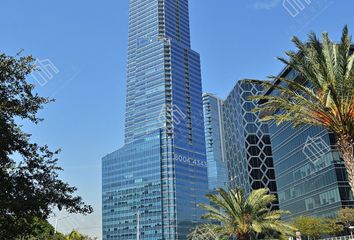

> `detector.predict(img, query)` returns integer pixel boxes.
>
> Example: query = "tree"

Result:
[65,230,85,240]
[0,52,92,239]
[13,217,66,240]
[337,207,354,227]
[188,188,296,240]
[322,218,344,236]
[337,207,354,235]
[249,26,354,192]
[65,230,98,240]
[293,216,323,240]
[293,216,343,239]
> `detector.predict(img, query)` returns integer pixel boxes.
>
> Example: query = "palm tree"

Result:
[65,230,86,240]
[188,188,295,240]
[249,26,354,193]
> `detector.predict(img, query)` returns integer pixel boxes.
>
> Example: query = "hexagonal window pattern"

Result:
[223,81,278,209]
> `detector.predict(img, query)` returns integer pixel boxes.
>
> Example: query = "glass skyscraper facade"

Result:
[264,67,354,219]
[102,0,208,239]
[222,80,278,202]
[202,93,228,191]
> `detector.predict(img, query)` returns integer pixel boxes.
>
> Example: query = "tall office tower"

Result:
[102,0,208,239]
[222,80,278,201]
[202,93,228,191]
[263,66,354,219]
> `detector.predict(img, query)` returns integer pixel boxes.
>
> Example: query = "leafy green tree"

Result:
[249,26,354,193]
[188,188,295,240]
[65,230,97,240]
[0,52,92,239]
[65,230,85,240]
[13,217,66,240]
[293,216,343,239]
[293,216,323,240]
[322,218,344,236]
[337,207,354,228]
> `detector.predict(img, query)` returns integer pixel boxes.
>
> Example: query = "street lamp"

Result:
[348,226,354,239]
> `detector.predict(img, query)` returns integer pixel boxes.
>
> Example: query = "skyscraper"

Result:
[102,0,208,239]
[202,93,228,191]
[222,80,278,203]
[263,67,354,219]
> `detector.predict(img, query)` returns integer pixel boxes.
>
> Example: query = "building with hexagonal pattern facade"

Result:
[222,80,278,201]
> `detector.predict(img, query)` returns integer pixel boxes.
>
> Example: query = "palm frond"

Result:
[191,188,294,239]
[246,26,354,137]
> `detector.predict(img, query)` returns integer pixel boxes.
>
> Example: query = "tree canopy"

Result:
[337,207,354,227]
[293,216,343,239]
[0,52,92,239]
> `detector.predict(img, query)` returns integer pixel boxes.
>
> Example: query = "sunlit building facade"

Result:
[202,93,228,191]
[222,80,278,203]
[264,67,354,219]
[102,0,208,239]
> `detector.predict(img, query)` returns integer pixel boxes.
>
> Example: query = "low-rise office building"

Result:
[263,66,354,219]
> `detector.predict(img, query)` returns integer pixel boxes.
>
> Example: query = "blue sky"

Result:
[1,0,353,238]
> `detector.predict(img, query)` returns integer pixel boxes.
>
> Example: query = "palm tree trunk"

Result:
[337,133,354,194]
[237,233,250,240]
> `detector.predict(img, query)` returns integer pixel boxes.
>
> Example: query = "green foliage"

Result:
[248,25,354,197]
[13,217,65,240]
[13,225,97,240]
[188,188,296,240]
[293,216,323,239]
[337,207,354,227]
[322,218,344,236]
[0,52,92,239]
[64,230,98,240]
[65,230,86,240]
[293,216,343,239]
[249,26,354,136]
